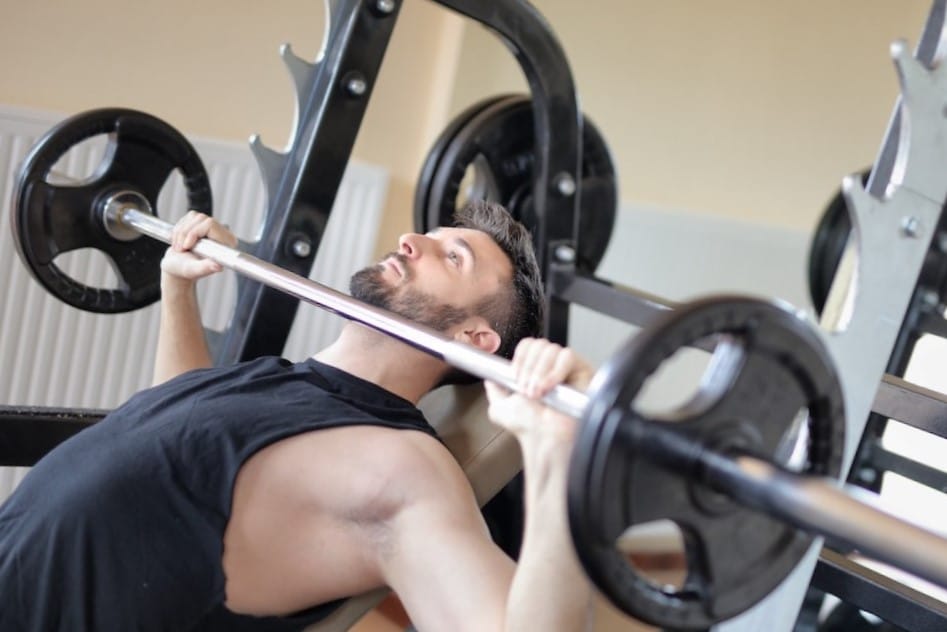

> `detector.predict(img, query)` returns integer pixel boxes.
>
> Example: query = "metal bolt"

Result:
[291,239,312,258]
[555,244,577,264]
[554,172,576,197]
[857,467,878,485]
[345,75,367,97]
[901,216,921,238]
[375,0,396,14]
[921,289,941,309]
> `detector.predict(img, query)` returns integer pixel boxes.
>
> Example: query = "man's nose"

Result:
[398,233,426,260]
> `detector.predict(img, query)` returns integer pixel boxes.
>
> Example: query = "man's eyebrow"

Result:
[430,228,477,270]
[454,236,477,270]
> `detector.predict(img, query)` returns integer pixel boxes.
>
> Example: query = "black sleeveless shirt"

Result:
[0,357,436,631]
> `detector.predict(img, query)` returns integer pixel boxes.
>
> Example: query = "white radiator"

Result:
[0,105,389,495]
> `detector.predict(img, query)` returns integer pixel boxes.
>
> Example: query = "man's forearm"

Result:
[506,440,593,632]
[152,276,212,385]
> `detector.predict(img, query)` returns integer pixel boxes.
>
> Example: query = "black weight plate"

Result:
[414,94,516,231]
[568,295,845,630]
[11,108,212,313]
[414,94,617,273]
[808,171,868,315]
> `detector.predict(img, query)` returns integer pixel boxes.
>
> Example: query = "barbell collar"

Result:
[107,200,592,418]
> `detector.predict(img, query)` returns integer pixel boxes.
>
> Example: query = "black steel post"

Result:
[431,0,583,344]
[216,0,404,363]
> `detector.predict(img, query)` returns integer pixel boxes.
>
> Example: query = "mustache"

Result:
[380,251,409,265]
[379,252,411,278]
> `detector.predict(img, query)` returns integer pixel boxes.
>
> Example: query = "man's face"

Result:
[350,227,511,333]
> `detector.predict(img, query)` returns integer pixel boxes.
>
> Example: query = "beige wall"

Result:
[2,0,938,246]
[449,0,932,233]
[2,1,930,239]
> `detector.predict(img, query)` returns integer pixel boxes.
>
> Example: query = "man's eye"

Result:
[448,252,461,265]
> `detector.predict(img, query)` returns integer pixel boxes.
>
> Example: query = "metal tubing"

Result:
[873,373,947,439]
[116,206,590,418]
[813,548,947,632]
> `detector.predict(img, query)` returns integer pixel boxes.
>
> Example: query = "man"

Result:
[0,201,594,631]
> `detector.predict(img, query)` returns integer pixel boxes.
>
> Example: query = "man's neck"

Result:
[313,323,445,404]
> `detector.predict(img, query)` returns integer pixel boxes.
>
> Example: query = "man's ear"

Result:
[454,316,501,354]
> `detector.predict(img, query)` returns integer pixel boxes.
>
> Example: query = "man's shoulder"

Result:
[366,425,462,479]
[350,425,474,506]
[289,423,461,487]
[303,425,476,526]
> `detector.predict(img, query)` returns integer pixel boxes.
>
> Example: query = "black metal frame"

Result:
[0,406,104,467]
[215,0,403,362]
[801,372,947,630]
[811,549,947,632]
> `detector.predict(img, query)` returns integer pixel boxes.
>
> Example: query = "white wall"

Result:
[570,203,811,369]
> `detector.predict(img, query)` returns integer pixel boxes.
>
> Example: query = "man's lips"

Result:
[383,257,403,278]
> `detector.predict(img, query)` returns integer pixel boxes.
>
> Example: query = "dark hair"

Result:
[453,200,545,359]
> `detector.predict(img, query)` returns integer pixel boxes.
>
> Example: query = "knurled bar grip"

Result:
[111,204,947,589]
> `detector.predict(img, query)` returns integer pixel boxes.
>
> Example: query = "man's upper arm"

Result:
[377,470,516,632]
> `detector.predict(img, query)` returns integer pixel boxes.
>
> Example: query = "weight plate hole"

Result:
[632,336,727,421]
[455,154,500,210]
[55,249,121,290]
[616,520,687,593]
[775,408,812,472]
[47,135,111,185]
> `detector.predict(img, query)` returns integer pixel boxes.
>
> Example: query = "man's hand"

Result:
[153,211,236,383]
[484,338,594,445]
[483,338,597,631]
[160,211,238,283]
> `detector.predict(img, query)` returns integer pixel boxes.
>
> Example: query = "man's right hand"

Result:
[160,211,238,284]
[484,337,594,447]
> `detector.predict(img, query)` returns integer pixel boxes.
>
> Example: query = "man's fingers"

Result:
[171,211,228,252]
[483,380,506,402]
[171,211,199,250]
[484,381,540,433]
[509,337,595,399]
[161,249,222,279]
[514,338,546,397]
[513,339,569,398]
[529,344,567,396]
[182,214,215,250]
[542,347,579,392]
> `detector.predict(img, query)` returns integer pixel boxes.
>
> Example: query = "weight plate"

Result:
[414,94,515,226]
[414,94,617,273]
[11,108,212,313]
[568,295,844,630]
[808,171,867,315]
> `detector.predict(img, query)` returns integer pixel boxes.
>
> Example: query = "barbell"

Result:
[11,108,947,630]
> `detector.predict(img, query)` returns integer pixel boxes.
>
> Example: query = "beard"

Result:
[350,253,471,332]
